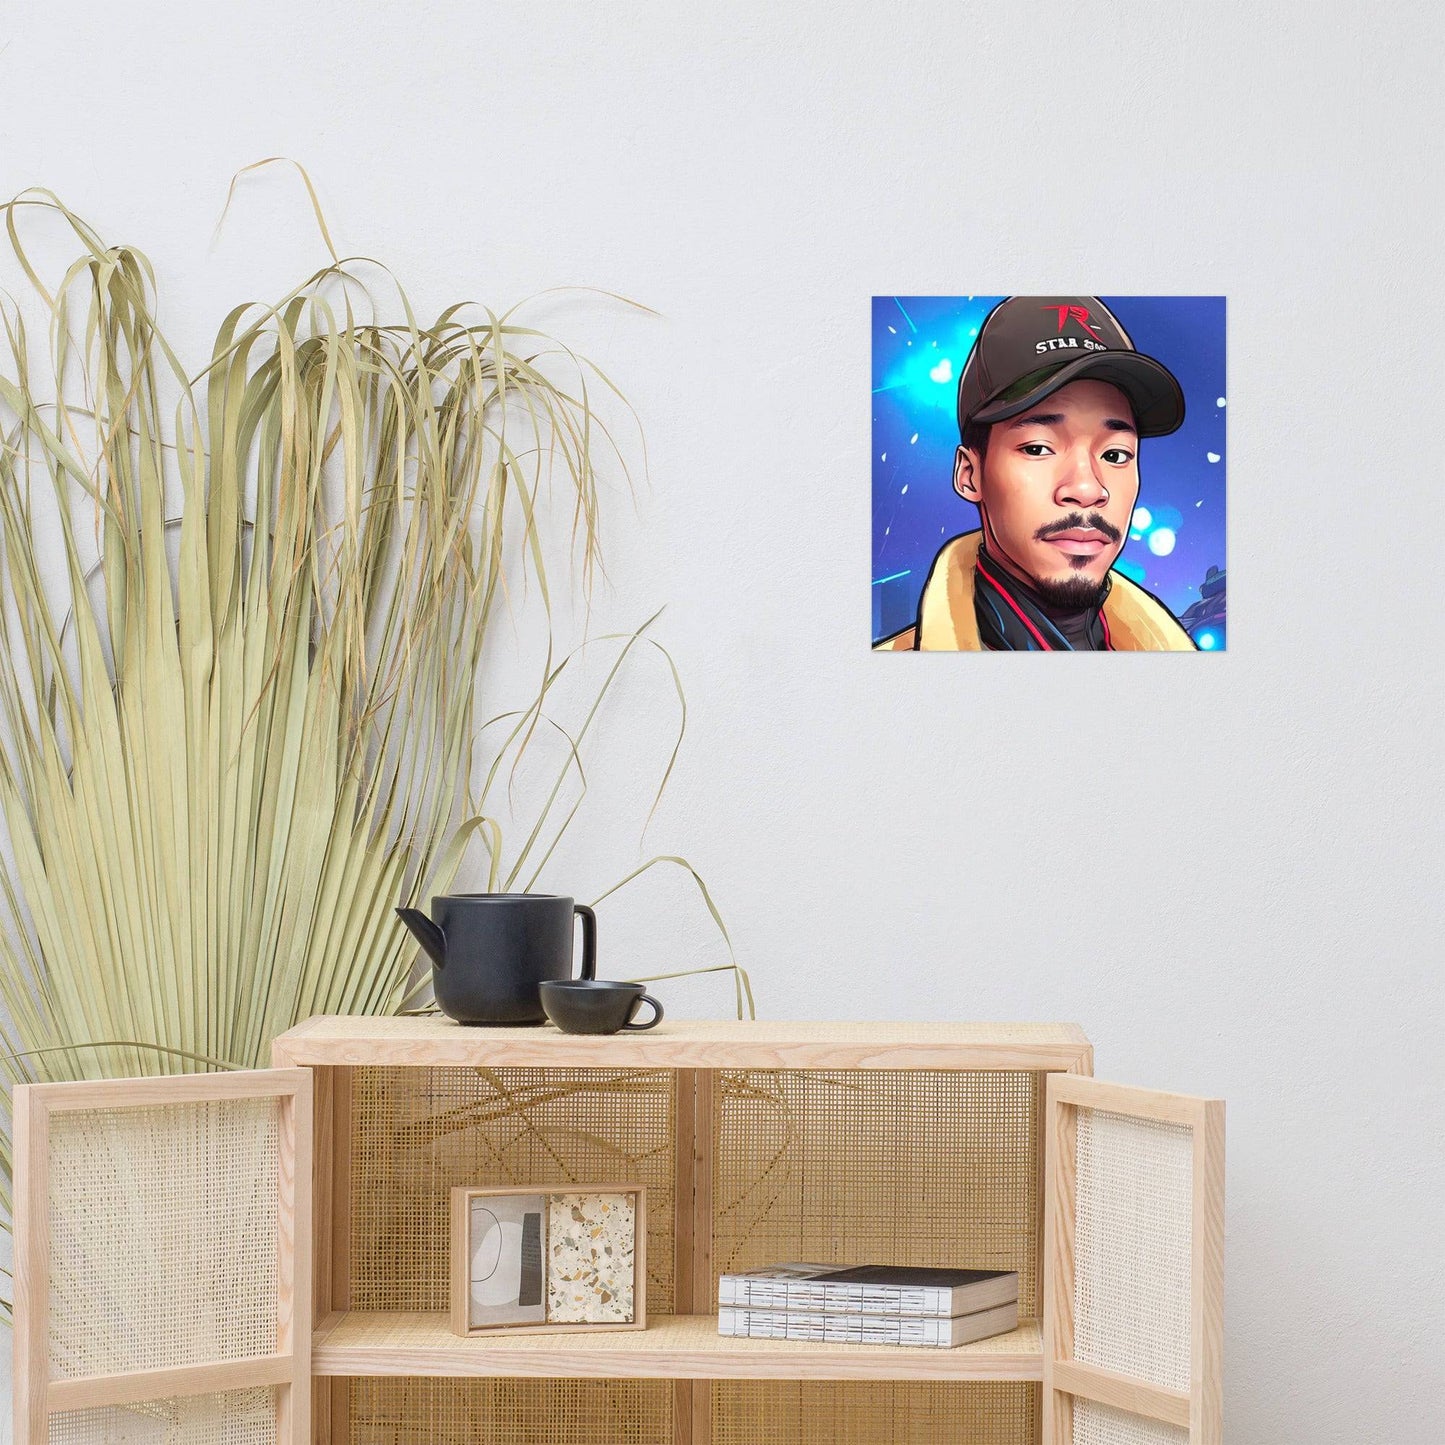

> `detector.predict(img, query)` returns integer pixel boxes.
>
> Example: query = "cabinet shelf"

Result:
[312,1310,1044,1382]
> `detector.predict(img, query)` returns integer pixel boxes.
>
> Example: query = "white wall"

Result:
[2,1,1443,1440]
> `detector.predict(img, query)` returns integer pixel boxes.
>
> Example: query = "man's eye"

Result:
[1019,443,1054,457]
[1101,447,1134,465]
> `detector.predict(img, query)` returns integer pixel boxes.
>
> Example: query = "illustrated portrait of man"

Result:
[875,295,1197,651]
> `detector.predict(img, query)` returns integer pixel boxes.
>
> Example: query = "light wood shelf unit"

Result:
[268,1016,1093,1445]
[13,1017,1222,1445]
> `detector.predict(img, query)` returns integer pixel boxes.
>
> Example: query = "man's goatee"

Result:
[1033,574,1110,612]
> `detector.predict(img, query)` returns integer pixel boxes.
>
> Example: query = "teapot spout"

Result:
[396,907,447,970]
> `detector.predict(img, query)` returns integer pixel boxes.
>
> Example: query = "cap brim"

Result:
[972,350,1186,437]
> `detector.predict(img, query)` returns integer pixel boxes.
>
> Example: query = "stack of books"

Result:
[716,1262,1019,1348]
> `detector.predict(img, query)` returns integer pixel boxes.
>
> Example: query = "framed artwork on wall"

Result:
[872,295,1226,653]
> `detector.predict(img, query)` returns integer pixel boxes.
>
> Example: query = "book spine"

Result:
[717,1307,954,1347]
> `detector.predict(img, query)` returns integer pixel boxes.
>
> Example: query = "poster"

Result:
[872,296,1226,652]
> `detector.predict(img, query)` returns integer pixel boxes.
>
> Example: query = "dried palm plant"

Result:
[0,176,749,1323]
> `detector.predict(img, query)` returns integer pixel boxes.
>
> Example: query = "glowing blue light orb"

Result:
[1132,506,1152,530]
[929,358,953,383]
[1198,631,1218,650]
[1148,528,1176,557]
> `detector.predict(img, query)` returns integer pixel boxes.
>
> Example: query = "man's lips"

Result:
[1041,528,1112,556]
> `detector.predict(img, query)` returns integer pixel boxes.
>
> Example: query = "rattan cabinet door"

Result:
[1042,1076,1224,1445]
[12,1068,312,1445]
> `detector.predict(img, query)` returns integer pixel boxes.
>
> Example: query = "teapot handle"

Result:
[574,904,597,980]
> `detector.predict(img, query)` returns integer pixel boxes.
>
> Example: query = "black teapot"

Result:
[396,893,597,1025]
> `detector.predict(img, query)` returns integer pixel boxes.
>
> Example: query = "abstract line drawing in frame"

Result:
[450,1184,646,1337]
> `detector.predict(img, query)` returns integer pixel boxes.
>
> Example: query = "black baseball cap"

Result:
[956,296,1185,439]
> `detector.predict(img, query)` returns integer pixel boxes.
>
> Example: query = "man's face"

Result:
[955,379,1140,605]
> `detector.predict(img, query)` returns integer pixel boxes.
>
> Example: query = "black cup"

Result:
[539,980,664,1035]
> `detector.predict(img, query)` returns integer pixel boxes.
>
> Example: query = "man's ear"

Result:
[954,445,984,503]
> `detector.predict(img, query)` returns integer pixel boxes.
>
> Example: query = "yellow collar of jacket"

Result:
[876,531,1196,651]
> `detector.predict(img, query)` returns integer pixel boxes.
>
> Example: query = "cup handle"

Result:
[574,904,597,981]
[622,993,664,1031]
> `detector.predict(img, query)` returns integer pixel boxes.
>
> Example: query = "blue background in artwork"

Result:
[871,296,1227,645]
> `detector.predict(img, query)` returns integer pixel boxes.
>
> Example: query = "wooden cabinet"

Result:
[12,1018,1223,1444]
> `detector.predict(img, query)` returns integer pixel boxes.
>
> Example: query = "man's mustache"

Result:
[1034,512,1123,544]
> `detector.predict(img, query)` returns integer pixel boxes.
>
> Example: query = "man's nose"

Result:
[1054,445,1109,508]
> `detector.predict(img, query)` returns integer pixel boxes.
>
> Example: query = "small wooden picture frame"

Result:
[450,1183,647,1337]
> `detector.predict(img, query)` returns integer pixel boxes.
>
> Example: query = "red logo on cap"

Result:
[1045,304,1103,342]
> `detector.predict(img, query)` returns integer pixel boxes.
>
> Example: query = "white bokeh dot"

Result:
[1132,506,1152,530]
[1148,528,1176,557]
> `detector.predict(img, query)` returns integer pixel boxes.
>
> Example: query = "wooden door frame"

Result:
[1042,1074,1224,1445]
[12,1068,313,1445]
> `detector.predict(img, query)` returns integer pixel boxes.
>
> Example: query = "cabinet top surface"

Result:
[272,1015,1091,1070]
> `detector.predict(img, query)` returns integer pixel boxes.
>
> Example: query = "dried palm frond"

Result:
[0,176,750,1323]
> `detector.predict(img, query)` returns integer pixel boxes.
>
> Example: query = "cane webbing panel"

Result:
[346,1377,672,1444]
[712,1381,1040,1444]
[47,1387,278,1444]
[1073,1398,1189,1445]
[349,1066,676,1314]
[47,1099,280,1378]
[1073,1108,1192,1391]
[712,1070,1040,1315]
